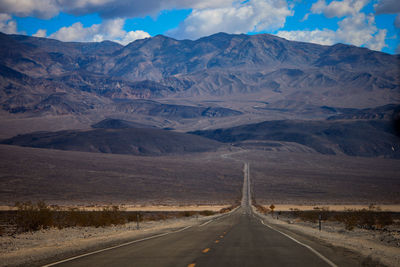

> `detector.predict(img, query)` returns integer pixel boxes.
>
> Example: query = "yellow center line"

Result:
[215,240,220,243]
[202,248,210,253]
[187,264,196,267]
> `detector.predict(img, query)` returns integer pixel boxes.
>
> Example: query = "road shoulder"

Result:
[255,210,398,267]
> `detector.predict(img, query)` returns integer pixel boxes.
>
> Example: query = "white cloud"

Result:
[311,0,369,18]
[0,0,236,19]
[310,0,327,14]
[365,28,387,51]
[0,0,60,19]
[0,13,17,34]
[120,30,150,44]
[48,19,150,45]
[336,13,376,46]
[169,0,293,39]
[32,29,47,37]
[277,12,387,51]
[277,28,337,45]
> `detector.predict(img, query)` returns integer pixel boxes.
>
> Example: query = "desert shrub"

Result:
[288,207,395,231]
[298,212,319,223]
[376,212,393,228]
[177,211,197,217]
[254,204,269,214]
[334,209,394,230]
[334,211,358,230]
[220,204,240,213]
[127,212,142,222]
[97,206,125,226]
[290,208,301,217]
[15,201,54,232]
[219,207,231,213]
[199,210,215,216]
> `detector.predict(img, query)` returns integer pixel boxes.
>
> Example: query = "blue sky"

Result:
[0,0,399,54]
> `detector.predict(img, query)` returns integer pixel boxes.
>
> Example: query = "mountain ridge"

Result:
[0,31,399,136]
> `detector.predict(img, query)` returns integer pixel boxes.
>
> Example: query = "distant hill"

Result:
[1,128,223,156]
[91,118,156,129]
[190,119,400,158]
[326,104,400,121]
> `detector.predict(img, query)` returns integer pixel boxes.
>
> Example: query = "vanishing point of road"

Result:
[42,163,362,267]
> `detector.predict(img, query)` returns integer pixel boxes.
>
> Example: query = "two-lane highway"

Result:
[43,163,361,267]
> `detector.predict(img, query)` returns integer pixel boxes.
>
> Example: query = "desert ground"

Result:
[1,144,399,206]
[0,144,243,206]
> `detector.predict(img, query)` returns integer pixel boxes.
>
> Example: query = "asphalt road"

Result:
[43,163,361,267]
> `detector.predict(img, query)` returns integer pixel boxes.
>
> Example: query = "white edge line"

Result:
[44,206,240,266]
[259,219,338,267]
[199,206,239,227]
[199,219,213,227]
[41,225,192,267]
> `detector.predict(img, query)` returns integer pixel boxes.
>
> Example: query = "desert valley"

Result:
[0,31,399,266]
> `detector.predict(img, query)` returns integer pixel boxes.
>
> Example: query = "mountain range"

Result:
[1,32,399,115]
[0,32,399,158]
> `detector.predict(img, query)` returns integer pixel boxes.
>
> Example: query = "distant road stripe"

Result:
[202,248,210,253]
[42,225,192,267]
[259,219,337,267]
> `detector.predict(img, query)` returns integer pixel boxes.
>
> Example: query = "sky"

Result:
[0,0,399,54]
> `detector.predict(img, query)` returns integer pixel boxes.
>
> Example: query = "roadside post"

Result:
[318,214,322,231]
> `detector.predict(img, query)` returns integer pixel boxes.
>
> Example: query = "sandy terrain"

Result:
[255,210,400,267]
[0,213,225,267]
[0,205,230,212]
[0,145,243,205]
[262,204,400,212]
[241,150,400,204]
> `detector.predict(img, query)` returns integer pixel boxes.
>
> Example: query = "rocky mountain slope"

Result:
[1,32,399,117]
[0,32,399,158]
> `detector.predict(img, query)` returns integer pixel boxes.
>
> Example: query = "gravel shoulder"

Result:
[0,213,223,267]
[256,211,400,267]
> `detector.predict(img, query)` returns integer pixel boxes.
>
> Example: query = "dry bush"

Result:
[287,206,394,231]
[8,201,225,234]
[127,212,142,222]
[219,203,240,213]
[182,211,197,217]
[334,209,393,230]
[199,210,215,216]
[254,204,269,214]
[15,201,54,232]
[13,202,128,231]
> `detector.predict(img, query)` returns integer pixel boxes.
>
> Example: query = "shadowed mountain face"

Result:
[190,117,400,158]
[91,118,156,129]
[1,32,399,116]
[0,128,223,156]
